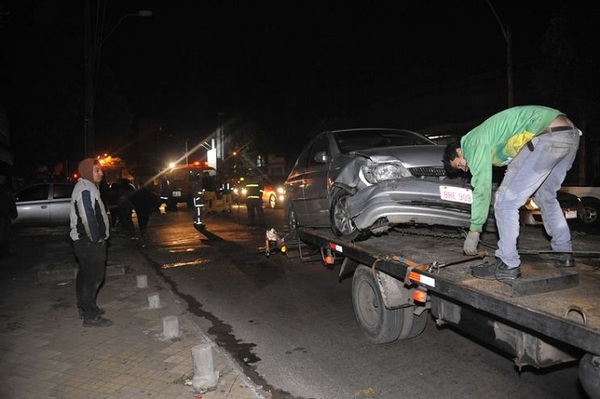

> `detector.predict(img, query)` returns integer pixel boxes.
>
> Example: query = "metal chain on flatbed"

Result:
[392,227,466,239]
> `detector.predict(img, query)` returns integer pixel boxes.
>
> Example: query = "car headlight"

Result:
[361,162,412,183]
[276,186,285,195]
[523,198,540,211]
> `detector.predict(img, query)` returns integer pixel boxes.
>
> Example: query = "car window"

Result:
[307,135,330,167]
[291,142,312,171]
[16,185,49,202]
[53,184,74,199]
[334,129,434,153]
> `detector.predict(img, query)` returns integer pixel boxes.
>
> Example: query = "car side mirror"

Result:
[314,151,331,163]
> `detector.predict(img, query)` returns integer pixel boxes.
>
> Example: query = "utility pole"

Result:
[83,2,152,158]
[84,0,93,158]
[486,0,513,107]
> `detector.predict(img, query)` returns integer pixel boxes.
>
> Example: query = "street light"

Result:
[84,3,152,157]
[486,0,513,107]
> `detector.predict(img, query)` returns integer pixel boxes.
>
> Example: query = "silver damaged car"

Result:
[284,128,473,240]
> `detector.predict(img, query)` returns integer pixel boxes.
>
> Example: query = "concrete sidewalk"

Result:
[0,225,267,399]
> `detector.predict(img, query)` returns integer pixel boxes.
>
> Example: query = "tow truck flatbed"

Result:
[288,225,600,393]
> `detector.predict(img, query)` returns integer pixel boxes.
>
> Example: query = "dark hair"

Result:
[442,141,462,175]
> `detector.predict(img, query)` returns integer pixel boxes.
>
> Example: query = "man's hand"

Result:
[463,231,480,255]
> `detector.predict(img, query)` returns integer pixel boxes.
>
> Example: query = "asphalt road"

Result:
[133,204,598,399]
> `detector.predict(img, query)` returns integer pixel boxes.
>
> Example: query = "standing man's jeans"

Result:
[74,239,107,320]
[494,128,581,267]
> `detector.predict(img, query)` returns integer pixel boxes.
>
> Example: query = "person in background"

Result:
[70,158,112,327]
[129,187,161,239]
[0,174,17,259]
[115,178,135,234]
[201,171,217,213]
[245,169,265,227]
[442,105,581,281]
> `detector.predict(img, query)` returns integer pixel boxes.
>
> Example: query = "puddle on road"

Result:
[161,259,210,269]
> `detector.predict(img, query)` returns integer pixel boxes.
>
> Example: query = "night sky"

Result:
[1,0,595,180]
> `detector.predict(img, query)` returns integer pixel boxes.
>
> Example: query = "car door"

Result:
[49,183,74,225]
[285,141,311,221]
[302,134,333,226]
[14,184,51,225]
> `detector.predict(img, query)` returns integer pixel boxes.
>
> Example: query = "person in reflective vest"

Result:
[192,172,205,229]
[245,170,265,226]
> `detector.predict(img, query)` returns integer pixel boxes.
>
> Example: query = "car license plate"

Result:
[565,210,577,219]
[440,185,473,204]
[172,191,182,197]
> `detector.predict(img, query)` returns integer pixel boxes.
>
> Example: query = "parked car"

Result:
[12,182,74,226]
[263,177,286,209]
[561,186,600,227]
[284,128,474,240]
[519,190,584,226]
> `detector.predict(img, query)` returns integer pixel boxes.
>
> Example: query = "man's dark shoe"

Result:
[554,253,575,268]
[79,307,105,319]
[472,259,521,281]
[83,316,113,327]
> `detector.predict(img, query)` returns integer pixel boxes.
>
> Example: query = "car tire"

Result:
[269,194,277,209]
[330,189,370,241]
[580,198,600,226]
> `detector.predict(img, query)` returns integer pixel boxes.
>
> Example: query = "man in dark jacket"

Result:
[129,187,160,237]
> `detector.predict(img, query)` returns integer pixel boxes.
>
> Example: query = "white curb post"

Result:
[191,343,218,391]
[136,274,148,288]
[147,293,160,309]
[162,316,179,339]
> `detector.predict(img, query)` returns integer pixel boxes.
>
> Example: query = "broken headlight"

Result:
[361,162,412,183]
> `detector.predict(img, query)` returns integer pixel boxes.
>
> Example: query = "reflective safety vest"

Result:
[245,181,263,199]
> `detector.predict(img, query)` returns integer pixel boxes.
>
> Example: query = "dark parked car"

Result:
[284,128,474,240]
[13,182,74,226]
[519,190,584,226]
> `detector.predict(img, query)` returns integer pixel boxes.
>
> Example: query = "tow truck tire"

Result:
[579,353,600,399]
[401,309,428,340]
[330,189,370,241]
[352,265,410,344]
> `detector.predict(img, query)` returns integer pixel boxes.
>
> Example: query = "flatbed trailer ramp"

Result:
[288,226,600,397]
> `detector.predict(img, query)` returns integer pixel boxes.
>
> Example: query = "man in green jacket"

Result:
[443,105,581,281]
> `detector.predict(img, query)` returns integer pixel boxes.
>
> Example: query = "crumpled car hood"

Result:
[353,145,444,168]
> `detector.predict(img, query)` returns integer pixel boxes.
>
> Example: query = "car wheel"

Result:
[580,198,600,226]
[330,189,370,241]
[269,194,277,209]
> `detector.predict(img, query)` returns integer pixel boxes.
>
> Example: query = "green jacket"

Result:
[460,105,563,232]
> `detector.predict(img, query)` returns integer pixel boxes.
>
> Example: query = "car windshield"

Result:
[333,129,434,153]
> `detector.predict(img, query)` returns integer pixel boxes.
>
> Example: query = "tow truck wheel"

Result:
[579,353,600,399]
[330,189,370,241]
[352,265,411,344]
[401,308,428,339]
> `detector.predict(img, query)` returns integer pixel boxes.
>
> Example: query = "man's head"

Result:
[78,158,103,184]
[442,142,469,174]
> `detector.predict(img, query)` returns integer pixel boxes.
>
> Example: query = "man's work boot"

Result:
[471,258,521,281]
[554,253,575,268]
[83,316,113,327]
